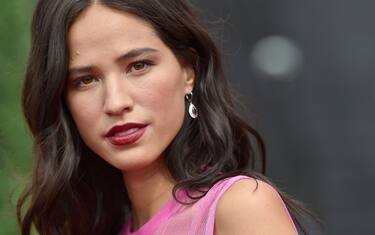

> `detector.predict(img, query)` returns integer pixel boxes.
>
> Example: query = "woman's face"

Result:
[65,4,194,171]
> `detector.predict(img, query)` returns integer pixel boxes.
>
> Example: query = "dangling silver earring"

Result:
[185,92,198,119]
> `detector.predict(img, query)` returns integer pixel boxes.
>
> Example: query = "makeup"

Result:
[105,123,147,146]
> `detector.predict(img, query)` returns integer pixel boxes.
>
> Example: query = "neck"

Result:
[122,159,175,231]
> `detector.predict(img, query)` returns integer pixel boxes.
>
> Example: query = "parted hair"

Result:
[17,0,316,234]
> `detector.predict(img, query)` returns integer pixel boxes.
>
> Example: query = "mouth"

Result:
[105,122,148,146]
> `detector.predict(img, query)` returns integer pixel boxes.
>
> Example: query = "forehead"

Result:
[68,4,162,61]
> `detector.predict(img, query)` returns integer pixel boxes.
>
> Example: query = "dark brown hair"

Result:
[17,0,318,234]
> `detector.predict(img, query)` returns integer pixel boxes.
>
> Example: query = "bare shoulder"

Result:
[214,178,298,235]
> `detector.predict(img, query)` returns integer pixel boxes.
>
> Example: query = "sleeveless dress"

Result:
[119,175,298,235]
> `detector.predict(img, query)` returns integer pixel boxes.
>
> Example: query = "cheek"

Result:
[66,92,102,135]
[137,68,187,142]
[142,71,186,116]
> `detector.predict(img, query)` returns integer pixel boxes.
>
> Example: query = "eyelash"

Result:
[71,60,155,88]
[127,60,155,73]
[72,75,98,88]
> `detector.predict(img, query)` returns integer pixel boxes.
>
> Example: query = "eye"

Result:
[133,62,146,70]
[128,60,154,74]
[72,75,98,88]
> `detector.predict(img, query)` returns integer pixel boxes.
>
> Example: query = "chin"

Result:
[109,152,161,172]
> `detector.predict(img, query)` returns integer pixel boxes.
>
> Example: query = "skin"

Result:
[214,179,299,235]
[65,4,194,230]
[65,3,298,234]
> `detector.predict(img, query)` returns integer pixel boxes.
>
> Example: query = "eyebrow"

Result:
[68,47,159,77]
[116,47,158,62]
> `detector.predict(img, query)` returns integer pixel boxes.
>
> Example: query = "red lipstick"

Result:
[105,123,147,146]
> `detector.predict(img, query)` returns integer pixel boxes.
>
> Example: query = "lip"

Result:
[105,122,148,146]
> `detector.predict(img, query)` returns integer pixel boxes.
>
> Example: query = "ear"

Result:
[182,64,195,94]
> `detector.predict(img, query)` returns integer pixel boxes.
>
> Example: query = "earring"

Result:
[185,92,198,119]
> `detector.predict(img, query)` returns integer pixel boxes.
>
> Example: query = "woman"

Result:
[17,0,316,234]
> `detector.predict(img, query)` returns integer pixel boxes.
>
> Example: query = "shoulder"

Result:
[214,177,298,235]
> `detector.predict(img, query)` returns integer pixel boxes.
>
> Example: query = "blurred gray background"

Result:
[0,0,374,234]
[194,0,375,234]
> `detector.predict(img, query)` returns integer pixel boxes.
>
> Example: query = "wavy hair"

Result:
[17,0,318,234]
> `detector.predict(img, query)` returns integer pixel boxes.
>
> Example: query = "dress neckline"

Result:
[121,189,188,235]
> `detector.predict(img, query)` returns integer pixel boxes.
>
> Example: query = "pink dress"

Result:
[119,175,298,235]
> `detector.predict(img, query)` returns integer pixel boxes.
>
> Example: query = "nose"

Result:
[103,74,133,115]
